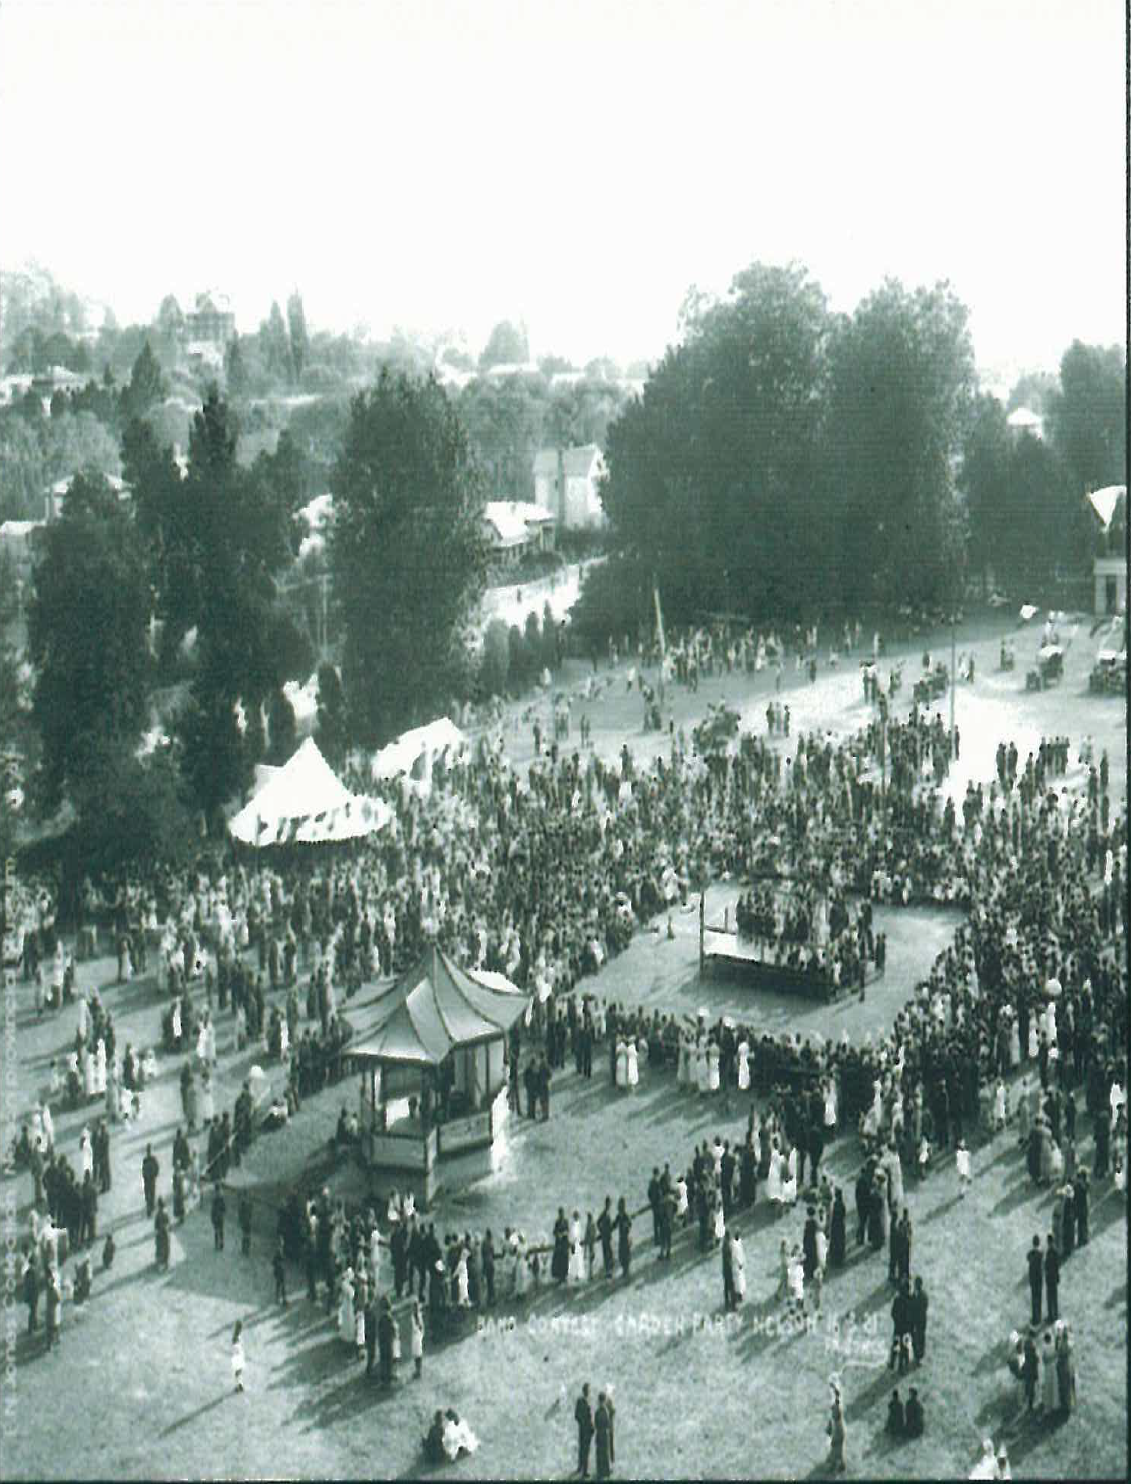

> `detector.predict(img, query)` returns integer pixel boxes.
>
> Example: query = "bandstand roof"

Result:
[350,944,530,1067]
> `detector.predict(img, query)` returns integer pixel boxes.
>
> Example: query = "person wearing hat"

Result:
[885,1388,905,1437]
[905,1386,924,1437]
[575,1382,594,1478]
[594,1392,612,1479]
[377,1294,396,1386]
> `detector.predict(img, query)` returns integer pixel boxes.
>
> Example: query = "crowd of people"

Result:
[6,616,1127,1476]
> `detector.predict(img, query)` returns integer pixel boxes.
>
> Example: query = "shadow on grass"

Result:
[920,1192,963,1224]
[160,1392,231,1436]
[990,1178,1045,1218]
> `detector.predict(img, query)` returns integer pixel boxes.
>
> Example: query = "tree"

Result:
[0,413,47,521]
[314,662,348,766]
[260,301,293,384]
[959,393,1012,594]
[224,336,249,398]
[479,618,510,696]
[28,473,152,811]
[287,292,310,384]
[120,340,166,425]
[330,369,488,743]
[44,409,122,486]
[478,320,529,371]
[1006,370,1058,416]
[602,261,832,625]
[1046,341,1125,495]
[266,688,297,763]
[824,279,975,610]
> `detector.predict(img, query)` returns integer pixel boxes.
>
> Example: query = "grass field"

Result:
[2,607,1125,1480]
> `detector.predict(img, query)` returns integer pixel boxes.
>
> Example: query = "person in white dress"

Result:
[615,1040,628,1089]
[993,1079,1008,1132]
[677,1035,691,1087]
[77,995,89,1045]
[568,1212,585,1284]
[707,1042,721,1093]
[737,1041,750,1092]
[455,1248,470,1306]
[626,1041,639,1090]
[783,1146,798,1207]
[83,1048,97,1100]
[337,1268,355,1344]
[674,1176,689,1224]
[200,1069,215,1126]
[956,1138,972,1196]
[731,1230,747,1301]
[823,1079,838,1135]
[94,1039,107,1096]
[767,1147,784,1214]
[695,1041,709,1096]
[79,1127,93,1180]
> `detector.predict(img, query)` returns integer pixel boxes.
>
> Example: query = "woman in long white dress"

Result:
[674,1177,689,1224]
[94,1039,107,1096]
[782,1146,798,1207]
[707,1043,720,1093]
[455,1248,470,1307]
[695,1041,709,1096]
[823,1078,837,1135]
[83,1048,97,1099]
[767,1146,784,1213]
[731,1231,747,1301]
[1027,1019,1039,1061]
[200,1069,215,1126]
[737,1042,750,1092]
[626,1041,639,1090]
[338,1268,356,1344]
[615,1040,628,1089]
[79,1128,93,1180]
[568,1212,585,1284]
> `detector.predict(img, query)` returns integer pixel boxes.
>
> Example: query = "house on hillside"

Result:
[0,519,45,579]
[482,501,557,565]
[44,473,129,522]
[532,445,607,530]
[185,291,236,346]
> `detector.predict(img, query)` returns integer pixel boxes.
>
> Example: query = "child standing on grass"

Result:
[231,1321,245,1393]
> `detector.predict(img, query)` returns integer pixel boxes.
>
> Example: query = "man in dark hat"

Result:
[575,1382,594,1477]
[1027,1235,1044,1325]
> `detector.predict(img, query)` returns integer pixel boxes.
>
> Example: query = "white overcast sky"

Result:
[0,0,1124,376]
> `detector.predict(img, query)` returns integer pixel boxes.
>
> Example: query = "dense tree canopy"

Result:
[28,473,152,810]
[1046,341,1125,495]
[478,319,529,371]
[330,370,487,743]
[600,264,978,627]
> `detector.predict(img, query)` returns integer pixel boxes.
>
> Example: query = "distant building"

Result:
[44,473,129,522]
[1094,556,1127,617]
[532,445,607,529]
[482,501,557,565]
[184,292,236,346]
[1006,406,1044,441]
[0,519,45,578]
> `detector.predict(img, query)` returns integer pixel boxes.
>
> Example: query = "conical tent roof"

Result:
[351,945,530,1066]
[229,736,391,846]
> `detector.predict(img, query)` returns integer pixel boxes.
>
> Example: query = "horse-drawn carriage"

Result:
[1026,644,1064,691]
[1089,648,1126,696]
[913,662,948,706]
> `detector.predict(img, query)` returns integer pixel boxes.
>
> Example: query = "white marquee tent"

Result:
[370,717,468,785]
[230,737,391,847]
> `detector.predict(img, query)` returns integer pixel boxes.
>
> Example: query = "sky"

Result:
[0,0,1125,379]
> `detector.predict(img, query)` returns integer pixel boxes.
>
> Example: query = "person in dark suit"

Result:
[1027,1235,1043,1325]
[1074,1169,1090,1246]
[575,1383,594,1477]
[1044,1235,1060,1322]
[211,1185,226,1250]
[885,1389,905,1436]
[904,1387,924,1437]
[595,1393,612,1479]
[722,1226,735,1311]
[908,1276,928,1364]
[482,1228,496,1306]
[377,1295,395,1386]
[597,1199,614,1279]
[830,1188,847,1268]
[614,1198,632,1279]
[363,1293,377,1376]
[803,1207,819,1282]
[142,1145,159,1218]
